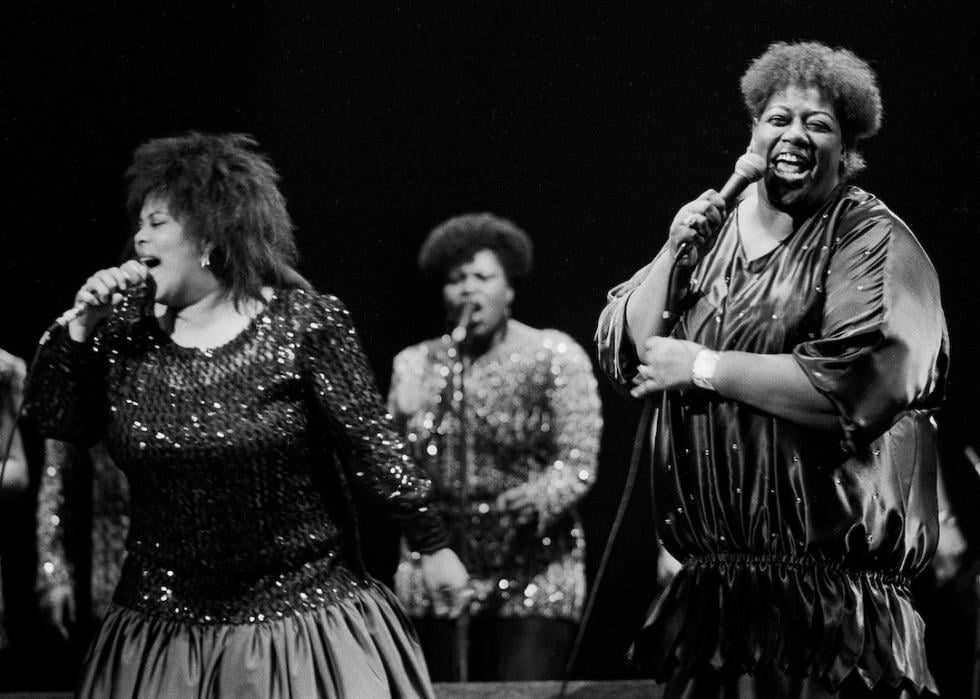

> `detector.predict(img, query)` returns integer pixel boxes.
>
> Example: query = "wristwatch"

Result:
[691,349,721,391]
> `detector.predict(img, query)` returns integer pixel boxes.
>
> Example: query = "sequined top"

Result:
[389,321,602,620]
[25,288,449,626]
[597,186,948,693]
[36,440,129,621]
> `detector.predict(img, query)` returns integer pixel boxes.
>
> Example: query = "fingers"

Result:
[74,263,149,317]
[119,258,150,283]
[630,367,663,398]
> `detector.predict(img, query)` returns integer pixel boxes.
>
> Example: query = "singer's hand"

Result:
[669,190,727,268]
[69,260,149,341]
[631,337,705,398]
[421,547,471,619]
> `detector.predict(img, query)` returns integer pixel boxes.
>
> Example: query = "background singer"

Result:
[389,212,602,681]
[597,42,947,697]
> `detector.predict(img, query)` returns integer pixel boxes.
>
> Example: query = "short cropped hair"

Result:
[125,131,309,305]
[417,212,533,284]
[740,41,883,177]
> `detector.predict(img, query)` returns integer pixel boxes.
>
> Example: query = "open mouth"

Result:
[139,256,161,269]
[772,152,811,180]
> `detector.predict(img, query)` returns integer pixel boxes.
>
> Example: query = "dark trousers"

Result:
[415,615,576,682]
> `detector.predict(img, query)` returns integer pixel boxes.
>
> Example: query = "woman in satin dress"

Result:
[597,42,947,697]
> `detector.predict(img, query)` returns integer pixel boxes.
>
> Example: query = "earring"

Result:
[200,249,211,269]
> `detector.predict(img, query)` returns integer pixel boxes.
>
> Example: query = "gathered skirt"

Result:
[77,581,435,698]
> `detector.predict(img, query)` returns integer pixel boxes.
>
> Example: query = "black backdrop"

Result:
[2,1,978,690]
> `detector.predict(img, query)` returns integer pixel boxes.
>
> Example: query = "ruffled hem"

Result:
[77,581,434,699]
[630,554,937,695]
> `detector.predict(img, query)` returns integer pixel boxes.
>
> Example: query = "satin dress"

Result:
[597,185,948,696]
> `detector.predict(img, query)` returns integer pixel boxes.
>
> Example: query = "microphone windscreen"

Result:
[734,152,766,182]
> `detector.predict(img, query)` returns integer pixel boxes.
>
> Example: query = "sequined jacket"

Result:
[597,185,948,693]
[389,322,602,620]
[24,288,449,625]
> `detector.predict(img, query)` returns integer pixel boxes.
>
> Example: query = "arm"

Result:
[387,346,471,616]
[22,327,107,446]
[304,295,451,553]
[36,440,78,639]
[495,336,603,532]
[597,190,727,391]
[304,296,469,613]
[630,339,839,430]
[625,190,729,349]
[0,349,28,493]
[631,196,948,445]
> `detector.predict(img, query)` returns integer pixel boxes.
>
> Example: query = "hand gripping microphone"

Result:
[53,260,157,328]
[676,152,767,261]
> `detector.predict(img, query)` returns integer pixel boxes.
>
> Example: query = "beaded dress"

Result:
[25,287,448,698]
[597,186,948,695]
[389,321,601,622]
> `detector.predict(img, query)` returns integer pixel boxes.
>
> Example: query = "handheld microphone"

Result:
[718,152,767,210]
[53,260,156,328]
[450,302,475,344]
[676,152,767,261]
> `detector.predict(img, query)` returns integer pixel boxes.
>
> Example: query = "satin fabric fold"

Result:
[597,186,947,695]
[78,582,433,699]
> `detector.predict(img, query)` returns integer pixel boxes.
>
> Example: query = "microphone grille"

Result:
[734,153,767,182]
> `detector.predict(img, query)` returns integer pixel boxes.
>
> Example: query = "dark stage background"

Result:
[2,1,978,692]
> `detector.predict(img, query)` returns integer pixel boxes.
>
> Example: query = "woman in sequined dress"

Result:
[24,131,467,698]
[597,42,947,697]
[389,212,603,681]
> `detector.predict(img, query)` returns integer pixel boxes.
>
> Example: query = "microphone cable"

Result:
[557,250,689,697]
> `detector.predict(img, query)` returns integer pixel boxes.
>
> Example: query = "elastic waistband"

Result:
[685,552,911,588]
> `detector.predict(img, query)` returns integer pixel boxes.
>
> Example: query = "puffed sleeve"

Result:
[793,197,948,450]
[522,333,603,533]
[595,245,671,393]
[302,294,450,554]
[23,327,108,446]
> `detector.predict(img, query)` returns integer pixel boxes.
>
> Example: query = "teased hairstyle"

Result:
[740,41,883,178]
[418,212,534,284]
[125,131,310,305]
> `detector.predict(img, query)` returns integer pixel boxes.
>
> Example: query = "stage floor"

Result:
[1,680,663,699]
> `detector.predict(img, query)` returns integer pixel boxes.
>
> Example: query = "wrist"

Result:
[691,349,721,391]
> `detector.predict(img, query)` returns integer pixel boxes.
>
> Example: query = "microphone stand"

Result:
[448,329,471,683]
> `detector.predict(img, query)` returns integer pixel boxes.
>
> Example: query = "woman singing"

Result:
[389,213,602,681]
[24,132,466,698]
[597,42,947,697]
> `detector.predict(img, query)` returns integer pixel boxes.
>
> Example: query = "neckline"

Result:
[149,289,280,357]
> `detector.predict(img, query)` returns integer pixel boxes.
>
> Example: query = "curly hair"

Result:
[740,41,883,178]
[418,212,534,284]
[124,131,310,305]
